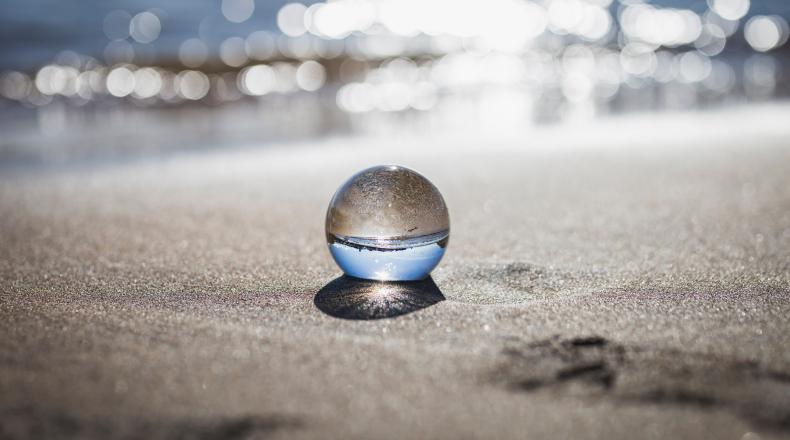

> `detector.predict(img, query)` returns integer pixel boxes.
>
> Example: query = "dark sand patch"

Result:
[0,407,302,440]
[494,333,790,432]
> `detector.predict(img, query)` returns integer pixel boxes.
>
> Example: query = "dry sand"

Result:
[2,106,790,439]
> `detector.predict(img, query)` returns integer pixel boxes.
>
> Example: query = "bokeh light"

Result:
[129,11,161,44]
[296,60,326,91]
[106,66,136,97]
[707,0,750,21]
[240,64,276,96]
[0,0,787,141]
[745,15,789,52]
[278,3,308,37]
[222,0,255,23]
[220,37,249,67]
[176,70,210,100]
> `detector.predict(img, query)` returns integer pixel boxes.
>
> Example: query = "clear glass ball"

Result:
[325,165,450,281]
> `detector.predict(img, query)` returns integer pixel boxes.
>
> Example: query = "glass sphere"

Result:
[325,165,450,281]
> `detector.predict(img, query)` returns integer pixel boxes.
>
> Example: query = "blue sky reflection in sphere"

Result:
[325,165,449,281]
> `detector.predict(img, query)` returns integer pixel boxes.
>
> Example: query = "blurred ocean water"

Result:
[0,0,298,70]
[0,0,789,166]
[1,0,787,70]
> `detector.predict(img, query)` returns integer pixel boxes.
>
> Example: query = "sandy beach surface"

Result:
[2,105,790,439]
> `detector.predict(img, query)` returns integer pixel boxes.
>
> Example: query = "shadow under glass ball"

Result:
[325,165,450,281]
[314,276,446,320]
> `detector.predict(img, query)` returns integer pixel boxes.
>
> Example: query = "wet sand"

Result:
[2,105,790,439]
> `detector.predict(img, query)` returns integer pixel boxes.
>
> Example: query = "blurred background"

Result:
[0,0,788,166]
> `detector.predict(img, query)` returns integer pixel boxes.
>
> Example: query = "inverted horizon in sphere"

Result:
[325,165,449,281]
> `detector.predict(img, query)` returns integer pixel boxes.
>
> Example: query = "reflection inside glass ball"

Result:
[325,165,449,281]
